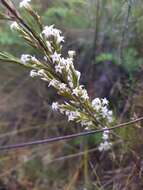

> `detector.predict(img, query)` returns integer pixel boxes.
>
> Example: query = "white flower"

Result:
[98,141,112,152]
[72,87,80,96]
[52,28,62,36]
[108,110,113,116]
[31,56,39,64]
[19,0,31,8]
[51,52,61,63]
[66,111,80,121]
[102,127,109,140]
[102,133,109,140]
[60,58,73,71]
[42,25,62,42]
[65,58,73,66]
[68,50,76,58]
[81,89,89,100]
[52,102,59,111]
[48,79,59,87]
[72,86,88,100]
[102,98,109,106]
[55,64,64,74]
[10,22,19,30]
[101,106,108,118]
[20,54,31,64]
[81,121,93,128]
[30,70,38,78]
[42,25,54,38]
[56,35,64,43]
[102,109,113,122]
[92,98,102,111]
[59,83,67,91]
[60,57,67,65]
[43,56,48,61]
[106,110,113,123]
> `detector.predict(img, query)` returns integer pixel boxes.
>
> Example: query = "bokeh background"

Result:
[0,0,143,189]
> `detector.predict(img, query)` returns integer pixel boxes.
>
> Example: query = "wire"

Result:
[0,116,142,151]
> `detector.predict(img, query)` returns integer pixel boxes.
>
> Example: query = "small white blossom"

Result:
[107,114,113,123]
[10,22,19,30]
[102,127,109,140]
[102,98,109,105]
[102,133,109,140]
[92,98,102,111]
[81,89,89,100]
[68,50,76,58]
[30,70,38,78]
[66,58,73,66]
[81,121,93,128]
[60,57,67,65]
[98,141,112,152]
[98,127,112,151]
[20,54,31,64]
[101,106,108,118]
[42,25,54,38]
[108,110,113,116]
[66,111,80,121]
[42,25,63,44]
[20,54,38,65]
[48,79,59,87]
[52,28,62,36]
[52,102,59,111]
[43,56,48,61]
[72,87,80,96]
[72,86,88,100]
[31,56,39,64]
[55,64,64,74]
[60,57,73,69]
[59,83,67,91]
[56,35,64,43]
[51,52,61,63]
[19,0,31,8]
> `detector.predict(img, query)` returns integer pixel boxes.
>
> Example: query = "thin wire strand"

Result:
[0,116,142,151]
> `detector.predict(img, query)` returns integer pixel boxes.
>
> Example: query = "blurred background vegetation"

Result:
[0,0,143,189]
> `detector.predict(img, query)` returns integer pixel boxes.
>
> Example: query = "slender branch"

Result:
[118,0,132,65]
[0,116,143,151]
[1,0,48,53]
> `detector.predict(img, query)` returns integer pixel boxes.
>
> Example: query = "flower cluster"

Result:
[91,98,113,123]
[42,25,64,45]
[6,0,114,132]
[20,54,39,65]
[98,127,112,151]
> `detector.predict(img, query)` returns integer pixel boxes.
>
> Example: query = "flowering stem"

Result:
[0,116,142,151]
[1,0,48,53]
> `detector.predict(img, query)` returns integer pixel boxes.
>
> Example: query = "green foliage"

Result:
[0,31,20,46]
[96,53,115,63]
[122,48,143,74]
[71,133,103,147]
[43,0,91,28]
[95,49,143,77]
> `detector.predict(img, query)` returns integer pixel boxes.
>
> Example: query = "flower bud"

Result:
[10,22,19,31]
